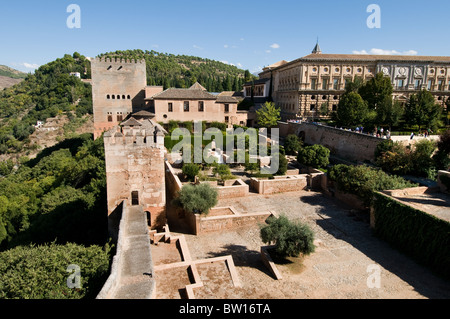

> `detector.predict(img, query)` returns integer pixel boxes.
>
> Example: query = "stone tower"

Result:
[91,57,147,139]
[103,118,167,229]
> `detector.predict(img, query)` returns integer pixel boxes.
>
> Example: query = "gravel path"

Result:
[170,190,450,299]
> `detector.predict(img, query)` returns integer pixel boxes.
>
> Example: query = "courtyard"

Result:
[158,190,450,299]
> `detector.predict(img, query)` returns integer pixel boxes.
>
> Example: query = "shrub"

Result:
[328,164,416,206]
[297,144,330,169]
[283,134,303,155]
[0,242,111,299]
[213,164,232,180]
[182,163,200,182]
[174,183,218,215]
[260,215,315,258]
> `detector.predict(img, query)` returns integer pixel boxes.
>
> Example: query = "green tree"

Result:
[405,90,442,131]
[182,163,200,182]
[283,134,303,155]
[376,96,404,130]
[297,144,330,169]
[213,164,232,180]
[260,215,315,258]
[334,92,368,127]
[256,102,281,128]
[174,183,218,216]
[359,72,393,110]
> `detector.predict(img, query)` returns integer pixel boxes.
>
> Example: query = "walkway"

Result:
[105,205,155,299]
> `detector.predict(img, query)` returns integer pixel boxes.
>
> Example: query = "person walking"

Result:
[410,132,415,140]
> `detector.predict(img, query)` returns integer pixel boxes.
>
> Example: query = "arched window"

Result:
[117,95,121,100]
[122,95,126,100]
[127,95,131,100]
[112,95,115,99]
[107,95,110,99]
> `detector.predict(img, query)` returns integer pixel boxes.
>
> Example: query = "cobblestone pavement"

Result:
[174,190,450,299]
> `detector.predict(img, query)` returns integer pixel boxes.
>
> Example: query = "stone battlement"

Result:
[93,57,146,65]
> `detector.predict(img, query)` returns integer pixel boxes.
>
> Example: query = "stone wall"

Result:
[214,179,249,200]
[189,209,274,235]
[278,122,383,163]
[250,175,308,195]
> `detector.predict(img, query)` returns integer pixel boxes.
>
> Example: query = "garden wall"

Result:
[213,179,249,199]
[187,207,274,235]
[250,175,308,195]
[278,122,382,163]
[371,191,450,279]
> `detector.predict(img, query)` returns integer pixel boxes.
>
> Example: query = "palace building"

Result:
[248,43,450,121]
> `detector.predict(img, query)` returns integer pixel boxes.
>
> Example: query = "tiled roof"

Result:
[132,110,155,118]
[301,53,450,63]
[216,95,238,103]
[121,117,142,126]
[151,88,217,100]
[189,82,207,91]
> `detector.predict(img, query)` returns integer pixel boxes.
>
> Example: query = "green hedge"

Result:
[372,192,450,279]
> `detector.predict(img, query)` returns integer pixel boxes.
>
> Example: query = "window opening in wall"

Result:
[168,103,173,112]
[132,191,139,206]
[184,101,190,112]
[198,101,204,112]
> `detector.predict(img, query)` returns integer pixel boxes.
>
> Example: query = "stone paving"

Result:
[170,190,450,299]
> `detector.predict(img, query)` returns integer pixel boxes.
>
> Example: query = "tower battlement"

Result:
[93,57,146,65]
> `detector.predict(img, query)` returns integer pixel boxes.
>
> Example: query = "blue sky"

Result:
[1,0,449,74]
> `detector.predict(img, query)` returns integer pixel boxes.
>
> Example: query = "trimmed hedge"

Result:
[372,192,450,279]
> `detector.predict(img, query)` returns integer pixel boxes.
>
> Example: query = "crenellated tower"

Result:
[103,118,167,229]
[91,57,147,139]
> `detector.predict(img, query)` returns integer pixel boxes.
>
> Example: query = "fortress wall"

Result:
[280,122,382,163]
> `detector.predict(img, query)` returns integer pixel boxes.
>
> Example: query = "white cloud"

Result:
[265,50,271,54]
[251,66,263,74]
[270,43,280,49]
[352,48,418,55]
[224,44,229,48]
[193,44,203,50]
[237,63,243,68]
[240,38,245,41]
[22,62,40,69]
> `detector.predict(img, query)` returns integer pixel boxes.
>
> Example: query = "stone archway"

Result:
[298,131,306,142]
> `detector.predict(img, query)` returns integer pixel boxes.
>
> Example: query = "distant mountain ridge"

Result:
[0,65,27,79]
[0,65,27,90]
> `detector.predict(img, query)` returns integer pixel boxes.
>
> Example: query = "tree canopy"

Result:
[256,102,281,128]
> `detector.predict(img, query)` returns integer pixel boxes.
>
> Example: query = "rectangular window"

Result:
[332,104,338,111]
[322,79,329,90]
[168,103,173,112]
[311,78,317,90]
[184,101,189,112]
[224,104,229,113]
[414,79,421,90]
[310,104,315,111]
[438,80,444,91]
[225,116,229,123]
[198,101,204,112]
[396,79,404,89]
[116,112,123,122]
[333,79,339,90]
[428,80,434,91]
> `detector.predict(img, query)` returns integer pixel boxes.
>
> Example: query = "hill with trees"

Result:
[97,49,256,91]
